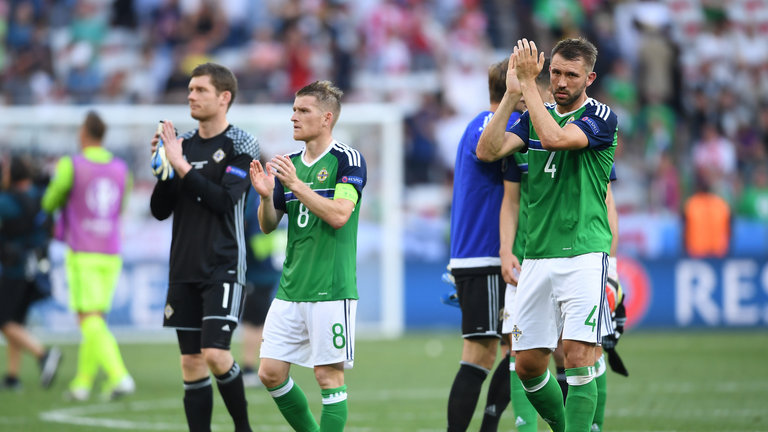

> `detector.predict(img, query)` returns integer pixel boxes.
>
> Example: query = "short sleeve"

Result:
[507,110,530,147]
[570,102,618,151]
[273,179,286,212]
[334,145,367,195]
[503,156,522,183]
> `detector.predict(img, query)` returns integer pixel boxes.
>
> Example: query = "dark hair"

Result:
[191,62,238,110]
[488,59,508,104]
[83,110,106,141]
[551,38,598,72]
[10,155,32,183]
[296,80,344,127]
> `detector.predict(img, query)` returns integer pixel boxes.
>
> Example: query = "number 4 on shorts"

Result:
[584,305,597,332]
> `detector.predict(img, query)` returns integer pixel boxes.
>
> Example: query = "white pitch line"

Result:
[37,396,449,431]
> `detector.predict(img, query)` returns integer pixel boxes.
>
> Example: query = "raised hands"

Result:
[506,52,522,97]
[249,159,275,198]
[513,38,546,84]
[267,155,300,190]
[159,120,183,168]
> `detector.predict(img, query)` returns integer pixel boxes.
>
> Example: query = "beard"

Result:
[554,82,587,108]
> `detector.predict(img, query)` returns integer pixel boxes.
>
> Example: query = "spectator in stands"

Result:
[692,123,737,202]
[737,168,768,223]
[683,177,731,258]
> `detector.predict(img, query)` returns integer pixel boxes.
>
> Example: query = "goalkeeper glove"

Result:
[440,270,459,308]
[602,275,629,376]
[151,122,175,181]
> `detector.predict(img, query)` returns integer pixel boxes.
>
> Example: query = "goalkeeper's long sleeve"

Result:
[150,178,180,221]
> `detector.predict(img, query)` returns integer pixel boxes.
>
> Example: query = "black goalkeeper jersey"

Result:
[150,124,259,285]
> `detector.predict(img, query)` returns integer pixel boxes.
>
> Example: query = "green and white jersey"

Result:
[272,140,367,302]
[502,151,529,261]
[507,98,617,258]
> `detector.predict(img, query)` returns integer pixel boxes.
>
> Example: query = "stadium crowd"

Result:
[2,0,768,221]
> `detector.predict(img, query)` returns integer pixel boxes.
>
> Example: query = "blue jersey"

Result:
[450,110,521,270]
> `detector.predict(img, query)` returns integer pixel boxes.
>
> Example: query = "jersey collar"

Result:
[301,139,337,167]
[553,97,592,118]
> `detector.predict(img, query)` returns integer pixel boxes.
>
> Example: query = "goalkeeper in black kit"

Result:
[149,62,260,432]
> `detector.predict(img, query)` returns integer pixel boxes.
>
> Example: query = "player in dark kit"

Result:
[150,62,260,432]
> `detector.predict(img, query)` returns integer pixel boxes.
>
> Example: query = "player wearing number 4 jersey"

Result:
[477,38,617,432]
[250,80,366,432]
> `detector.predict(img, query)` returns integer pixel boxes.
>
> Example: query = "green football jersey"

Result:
[508,98,618,258]
[273,141,367,302]
[503,152,529,261]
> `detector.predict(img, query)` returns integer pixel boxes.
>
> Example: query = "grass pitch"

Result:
[0,330,766,431]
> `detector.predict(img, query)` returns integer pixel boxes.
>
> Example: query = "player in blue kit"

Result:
[446,58,530,432]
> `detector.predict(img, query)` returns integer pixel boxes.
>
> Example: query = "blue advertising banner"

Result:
[404,256,768,330]
[620,256,768,328]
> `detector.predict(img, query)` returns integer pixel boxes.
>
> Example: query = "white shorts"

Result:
[511,253,608,351]
[260,298,356,369]
[501,283,517,335]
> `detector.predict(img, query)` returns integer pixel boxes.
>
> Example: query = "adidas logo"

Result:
[221,324,231,332]
[515,416,527,427]
[484,406,496,416]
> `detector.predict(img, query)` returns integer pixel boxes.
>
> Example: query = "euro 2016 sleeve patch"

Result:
[225,165,247,178]
[340,175,363,186]
[581,116,601,135]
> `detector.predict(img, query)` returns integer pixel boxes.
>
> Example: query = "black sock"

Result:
[215,361,252,432]
[479,354,511,432]
[556,366,568,402]
[447,362,489,432]
[183,377,213,432]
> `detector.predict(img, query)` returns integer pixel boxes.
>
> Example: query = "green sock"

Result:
[90,316,129,385]
[592,356,608,431]
[320,385,348,432]
[70,315,100,390]
[521,370,565,432]
[565,366,598,432]
[510,358,538,432]
[268,377,320,432]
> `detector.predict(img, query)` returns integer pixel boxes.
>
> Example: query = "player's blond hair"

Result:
[296,81,344,127]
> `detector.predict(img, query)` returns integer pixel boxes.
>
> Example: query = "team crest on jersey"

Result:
[511,325,522,342]
[212,148,226,163]
[317,168,329,182]
[164,304,174,319]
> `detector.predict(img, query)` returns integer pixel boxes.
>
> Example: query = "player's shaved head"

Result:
[551,38,598,72]
[191,62,238,110]
[488,59,508,104]
[296,81,343,127]
[83,110,106,141]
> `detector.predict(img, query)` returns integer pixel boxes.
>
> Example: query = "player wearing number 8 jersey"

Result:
[477,38,617,432]
[273,144,362,302]
[250,80,366,432]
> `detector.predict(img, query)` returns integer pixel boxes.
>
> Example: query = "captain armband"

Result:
[334,183,359,205]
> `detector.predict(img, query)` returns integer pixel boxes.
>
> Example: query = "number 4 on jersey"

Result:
[544,152,557,178]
